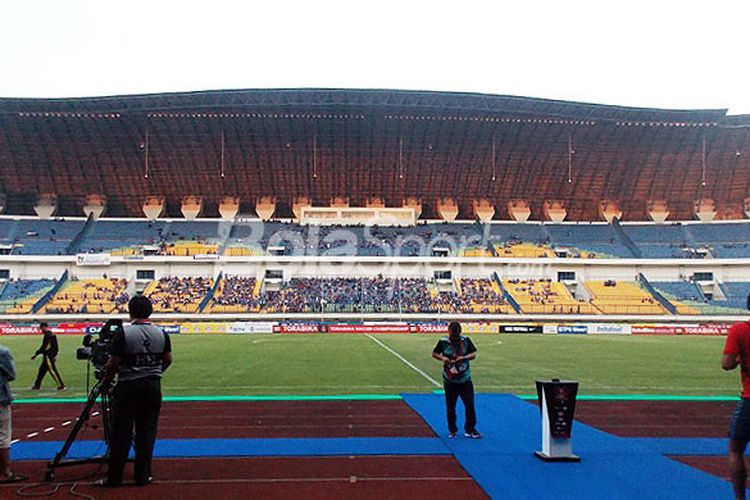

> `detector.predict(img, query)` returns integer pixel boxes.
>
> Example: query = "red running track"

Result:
[12,400,436,442]
[7,401,490,498]
[572,400,735,437]
[4,456,488,499]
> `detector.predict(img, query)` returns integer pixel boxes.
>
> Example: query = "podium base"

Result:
[534,451,581,462]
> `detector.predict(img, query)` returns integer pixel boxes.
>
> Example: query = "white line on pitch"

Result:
[26,432,38,438]
[365,334,440,388]
[62,421,71,426]
[44,427,55,433]
[10,439,19,445]
[91,411,100,416]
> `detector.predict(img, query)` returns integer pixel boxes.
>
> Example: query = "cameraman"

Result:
[99,295,172,487]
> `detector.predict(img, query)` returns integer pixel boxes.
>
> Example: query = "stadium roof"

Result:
[0,88,730,124]
[0,88,748,220]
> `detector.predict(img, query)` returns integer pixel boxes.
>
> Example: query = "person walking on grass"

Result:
[31,322,65,391]
[722,293,750,500]
[432,321,481,439]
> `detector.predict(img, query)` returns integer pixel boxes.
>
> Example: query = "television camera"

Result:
[76,318,122,372]
[46,318,123,481]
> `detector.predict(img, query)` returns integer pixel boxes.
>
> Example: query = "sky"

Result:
[2,0,749,114]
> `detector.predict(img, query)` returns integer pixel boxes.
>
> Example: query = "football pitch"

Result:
[0,333,739,400]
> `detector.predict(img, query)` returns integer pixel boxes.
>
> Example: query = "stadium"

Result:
[1,88,749,498]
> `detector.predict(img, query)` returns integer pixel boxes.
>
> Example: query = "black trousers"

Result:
[444,379,477,433]
[33,355,64,388]
[108,377,162,485]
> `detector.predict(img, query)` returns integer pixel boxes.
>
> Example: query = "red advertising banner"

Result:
[0,322,105,336]
[325,324,411,334]
[412,323,448,333]
[274,323,320,334]
[54,322,103,335]
[632,324,732,336]
[0,323,40,335]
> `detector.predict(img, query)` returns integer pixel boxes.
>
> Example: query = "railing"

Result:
[198,272,223,313]
[31,270,68,313]
[637,273,676,315]
[65,213,94,255]
[612,218,642,258]
[493,272,521,313]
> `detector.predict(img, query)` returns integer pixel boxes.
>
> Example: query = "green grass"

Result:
[0,334,739,401]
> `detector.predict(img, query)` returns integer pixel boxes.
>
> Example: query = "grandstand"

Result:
[0,88,748,321]
[44,278,129,314]
[504,279,595,314]
[0,279,57,313]
[586,281,666,315]
[144,277,213,313]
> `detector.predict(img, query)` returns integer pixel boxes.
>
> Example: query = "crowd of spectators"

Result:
[148,277,213,313]
[45,278,129,314]
[210,277,261,311]
[257,276,507,314]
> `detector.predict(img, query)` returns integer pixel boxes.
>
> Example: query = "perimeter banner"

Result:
[632,324,731,335]
[325,324,411,333]
[0,323,41,335]
[274,323,320,333]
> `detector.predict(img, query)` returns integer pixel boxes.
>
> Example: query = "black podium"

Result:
[534,379,581,462]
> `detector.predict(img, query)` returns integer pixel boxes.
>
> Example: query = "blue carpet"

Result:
[12,437,447,461]
[403,393,733,500]
[627,437,727,456]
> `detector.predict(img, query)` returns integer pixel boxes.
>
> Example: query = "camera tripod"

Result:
[45,378,112,481]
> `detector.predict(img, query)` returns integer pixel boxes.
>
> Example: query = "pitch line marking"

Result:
[135,477,474,485]
[365,334,441,388]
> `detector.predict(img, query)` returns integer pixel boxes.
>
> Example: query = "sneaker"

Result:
[57,386,66,391]
[135,476,153,486]
[93,478,120,488]
[464,430,482,439]
[448,432,457,438]
[30,386,40,390]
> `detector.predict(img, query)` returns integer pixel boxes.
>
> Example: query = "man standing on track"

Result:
[0,344,26,484]
[99,294,172,487]
[722,293,750,500]
[432,321,481,439]
[31,322,65,391]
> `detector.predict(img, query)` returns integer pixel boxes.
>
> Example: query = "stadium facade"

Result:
[0,89,750,327]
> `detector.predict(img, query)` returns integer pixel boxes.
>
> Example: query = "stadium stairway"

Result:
[493,272,521,313]
[611,218,642,258]
[539,224,553,246]
[218,220,237,255]
[638,273,677,314]
[682,225,705,255]
[199,272,223,312]
[31,270,68,313]
[65,214,94,255]
[479,222,498,257]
